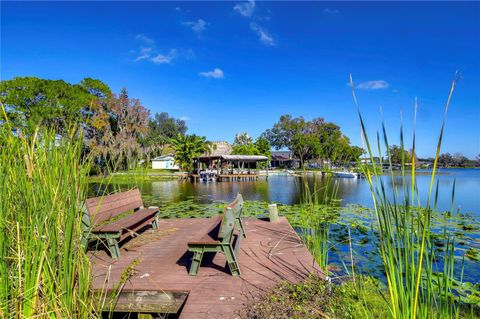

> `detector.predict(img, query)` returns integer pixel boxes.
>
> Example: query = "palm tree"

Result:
[233,132,253,146]
[171,134,210,171]
[204,140,217,155]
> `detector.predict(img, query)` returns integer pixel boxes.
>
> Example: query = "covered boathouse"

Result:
[191,154,269,181]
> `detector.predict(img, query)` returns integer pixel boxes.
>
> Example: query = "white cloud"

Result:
[199,68,224,79]
[250,23,275,46]
[179,116,190,121]
[136,34,155,44]
[234,0,255,17]
[233,1,276,47]
[150,49,177,64]
[183,19,208,33]
[133,35,177,64]
[357,80,390,90]
[135,47,153,62]
[323,8,340,14]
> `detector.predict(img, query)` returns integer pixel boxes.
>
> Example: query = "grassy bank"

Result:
[241,275,389,319]
[87,167,179,183]
[0,125,95,317]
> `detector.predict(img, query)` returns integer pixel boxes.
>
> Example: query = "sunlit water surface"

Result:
[89,168,480,283]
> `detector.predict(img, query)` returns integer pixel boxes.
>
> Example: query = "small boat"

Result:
[199,171,217,181]
[334,171,359,179]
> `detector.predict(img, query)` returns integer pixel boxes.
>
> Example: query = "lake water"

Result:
[110,168,480,215]
[90,168,480,284]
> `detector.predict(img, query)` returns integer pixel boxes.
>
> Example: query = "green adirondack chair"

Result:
[187,207,240,276]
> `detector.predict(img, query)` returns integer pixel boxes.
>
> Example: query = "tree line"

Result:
[371,145,479,168]
[0,77,191,174]
[6,76,436,173]
[436,153,479,168]
[261,115,364,168]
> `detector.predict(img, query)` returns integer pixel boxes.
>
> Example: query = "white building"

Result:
[151,154,179,170]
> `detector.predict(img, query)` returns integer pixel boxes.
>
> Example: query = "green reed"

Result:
[297,170,339,274]
[0,108,96,317]
[350,73,463,318]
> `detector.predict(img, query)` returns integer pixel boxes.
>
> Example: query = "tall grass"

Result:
[297,171,339,274]
[350,73,463,318]
[0,108,96,317]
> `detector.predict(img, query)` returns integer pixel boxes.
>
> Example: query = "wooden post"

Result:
[266,160,269,179]
[268,204,279,223]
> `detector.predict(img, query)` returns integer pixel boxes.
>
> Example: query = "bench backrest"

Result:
[84,189,144,225]
[228,193,244,217]
[218,207,235,244]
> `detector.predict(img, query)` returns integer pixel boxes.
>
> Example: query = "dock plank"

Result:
[90,217,323,318]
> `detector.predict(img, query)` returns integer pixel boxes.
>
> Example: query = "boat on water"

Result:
[334,171,360,179]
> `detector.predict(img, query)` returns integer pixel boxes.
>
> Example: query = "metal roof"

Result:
[152,154,175,161]
[221,155,268,161]
[196,154,269,162]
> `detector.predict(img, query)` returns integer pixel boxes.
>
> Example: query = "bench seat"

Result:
[92,208,158,233]
[82,189,160,259]
[187,203,241,276]
[188,214,224,245]
[189,238,221,245]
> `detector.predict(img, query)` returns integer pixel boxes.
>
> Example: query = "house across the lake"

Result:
[190,154,269,181]
[151,154,179,170]
[270,151,299,169]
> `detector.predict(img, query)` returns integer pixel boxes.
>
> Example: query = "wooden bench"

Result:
[82,188,159,259]
[187,207,240,276]
[228,193,247,239]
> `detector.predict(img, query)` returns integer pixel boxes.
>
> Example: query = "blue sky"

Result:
[2,1,479,158]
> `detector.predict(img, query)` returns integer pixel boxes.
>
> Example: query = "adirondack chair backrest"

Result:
[218,207,235,244]
[228,193,244,218]
[84,189,144,225]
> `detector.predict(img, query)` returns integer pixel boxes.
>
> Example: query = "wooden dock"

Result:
[90,217,322,318]
[184,173,261,182]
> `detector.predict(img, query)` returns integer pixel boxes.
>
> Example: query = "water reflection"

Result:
[90,168,480,215]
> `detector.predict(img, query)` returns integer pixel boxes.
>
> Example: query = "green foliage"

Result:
[232,142,260,155]
[438,152,477,168]
[387,144,413,164]
[143,112,188,158]
[84,87,150,174]
[0,76,192,176]
[0,77,110,134]
[263,115,363,167]
[242,275,391,319]
[0,119,95,317]
[86,168,178,183]
[151,112,187,138]
[350,73,468,319]
[171,134,211,171]
[255,136,271,158]
[231,134,271,164]
[80,77,112,98]
[296,170,339,273]
[233,131,253,146]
